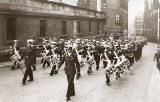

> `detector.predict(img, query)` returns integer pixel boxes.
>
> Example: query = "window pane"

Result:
[89,21,91,32]
[97,22,100,32]
[62,20,66,35]
[6,18,16,40]
[77,21,81,33]
[40,20,46,37]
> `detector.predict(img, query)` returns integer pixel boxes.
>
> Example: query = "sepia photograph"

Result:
[0,0,158,102]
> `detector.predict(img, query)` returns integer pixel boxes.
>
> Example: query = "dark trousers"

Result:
[50,65,56,76]
[23,64,33,84]
[105,74,110,83]
[42,59,50,67]
[66,74,75,98]
[32,64,36,70]
[103,61,108,68]
[127,56,133,66]
[95,55,100,70]
[58,58,65,69]
[131,56,134,65]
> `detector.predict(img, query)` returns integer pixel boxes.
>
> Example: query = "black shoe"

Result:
[76,73,81,79]
[116,77,119,80]
[50,73,53,76]
[106,81,110,86]
[22,80,25,85]
[54,70,58,74]
[27,79,33,82]
[71,93,75,96]
[11,66,15,70]
[66,97,71,101]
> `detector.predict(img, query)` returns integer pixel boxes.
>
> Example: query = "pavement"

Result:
[0,57,42,68]
[0,43,159,102]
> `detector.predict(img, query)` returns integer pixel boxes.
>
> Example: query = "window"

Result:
[97,22,100,32]
[40,19,46,37]
[115,15,120,25]
[89,21,91,32]
[77,21,81,33]
[62,20,66,35]
[6,18,16,40]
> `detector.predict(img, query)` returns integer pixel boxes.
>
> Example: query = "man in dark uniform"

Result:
[154,46,160,72]
[125,44,134,67]
[81,42,88,58]
[22,40,35,85]
[139,41,143,59]
[93,41,101,70]
[133,41,138,62]
[64,45,80,101]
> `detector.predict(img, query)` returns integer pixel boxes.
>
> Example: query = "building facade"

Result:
[101,0,128,38]
[134,14,144,36]
[0,0,106,51]
[143,0,160,43]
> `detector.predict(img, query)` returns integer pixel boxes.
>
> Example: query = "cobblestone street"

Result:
[0,43,159,102]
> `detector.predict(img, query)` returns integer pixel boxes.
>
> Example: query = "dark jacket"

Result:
[21,46,35,66]
[64,51,80,75]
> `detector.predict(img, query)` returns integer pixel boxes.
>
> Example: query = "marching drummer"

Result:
[10,40,21,70]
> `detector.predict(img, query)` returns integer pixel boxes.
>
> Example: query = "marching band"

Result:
[9,37,145,101]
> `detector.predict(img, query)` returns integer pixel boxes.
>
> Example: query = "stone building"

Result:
[143,0,160,42]
[101,0,128,38]
[0,0,105,50]
[134,14,144,36]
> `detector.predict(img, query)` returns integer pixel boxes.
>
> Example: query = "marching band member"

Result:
[64,45,80,101]
[42,41,52,68]
[81,40,88,58]
[102,47,111,86]
[132,41,138,62]
[10,40,21,70]
[30,39,38,71]
[56,39,66,70]
[101,45,110,68]
[137,41,143,60]
[125,44,134,67]
[93,41,103,71]
[50,41,60,75]
[86,43,95,75]
[21,39,35,85]
[154,45,160,72]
